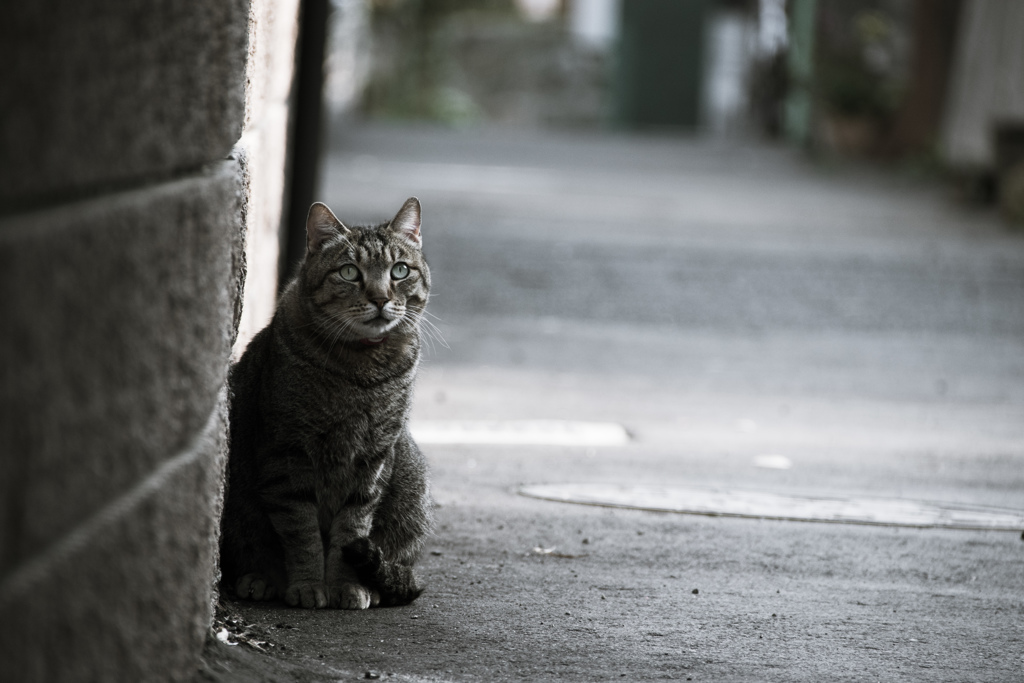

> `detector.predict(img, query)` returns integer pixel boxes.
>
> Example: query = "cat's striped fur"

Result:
[219,198,433,609]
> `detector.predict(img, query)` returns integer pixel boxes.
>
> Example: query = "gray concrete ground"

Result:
[198,123,1024,682]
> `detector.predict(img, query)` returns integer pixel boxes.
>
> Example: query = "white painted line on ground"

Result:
[518,483,1024,530]
[410,420,630,446]
[735,418,758,433]
[753,454,793,469]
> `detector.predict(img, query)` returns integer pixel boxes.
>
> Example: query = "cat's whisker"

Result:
[412,321,438,357]
[408,318,436,356]
[312,313,356,365]
[392,314,433,355]
[418,326,441,355]
[314,312,350,343]
[416,315,449,351]
[323,317,357,365]
[420,309,444,322]
[402,304,446,349]
[392,313,417,337]
[416,310,443,329]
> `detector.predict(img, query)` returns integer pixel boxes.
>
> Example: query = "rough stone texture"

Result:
[0,0,250,207]
[0,395,229,683]
[0,161,243,576]
[0,0,300,679]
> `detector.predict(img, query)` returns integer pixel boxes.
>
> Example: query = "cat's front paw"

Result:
[284,581,328,609]
[330,583,380,610]
[235,573,277,601]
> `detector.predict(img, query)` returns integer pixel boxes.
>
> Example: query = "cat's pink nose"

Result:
[370,297,389,309]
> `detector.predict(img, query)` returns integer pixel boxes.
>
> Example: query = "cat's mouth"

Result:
[355,317,395,345]
[357,314,399,337]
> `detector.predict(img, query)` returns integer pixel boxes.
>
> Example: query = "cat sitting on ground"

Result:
[219,198,433,609]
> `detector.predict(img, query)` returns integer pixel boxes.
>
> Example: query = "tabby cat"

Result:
[219,198,433,610]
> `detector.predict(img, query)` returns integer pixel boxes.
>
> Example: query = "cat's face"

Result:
[302,199,430,346]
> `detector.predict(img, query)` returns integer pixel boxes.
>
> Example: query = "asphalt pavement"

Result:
[198,122,1024,682]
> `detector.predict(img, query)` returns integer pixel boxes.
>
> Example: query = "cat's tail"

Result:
[342,538,424,606]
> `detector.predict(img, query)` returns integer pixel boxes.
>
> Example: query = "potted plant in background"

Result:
[815,6,906,157]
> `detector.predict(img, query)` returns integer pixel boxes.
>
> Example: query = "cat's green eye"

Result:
[391,262,410,280]
[338,264,360,282]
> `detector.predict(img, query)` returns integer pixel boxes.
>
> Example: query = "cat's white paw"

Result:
[236,573,277,601]
[284,581,328,609]
[331,583,380,610]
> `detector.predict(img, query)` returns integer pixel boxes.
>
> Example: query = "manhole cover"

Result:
[410,420,629,446]
[518,483,1024,531]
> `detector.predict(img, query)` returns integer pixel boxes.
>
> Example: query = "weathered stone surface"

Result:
[0,396,229,683]
[0,0,250,206]
[0,160,243,575]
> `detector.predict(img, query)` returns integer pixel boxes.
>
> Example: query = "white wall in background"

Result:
[569,0,621,49]
[325,0,372,116]
[702,10,758,136]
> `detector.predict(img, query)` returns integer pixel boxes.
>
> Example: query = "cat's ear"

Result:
[306,202,348,254]
[389,197,422,247]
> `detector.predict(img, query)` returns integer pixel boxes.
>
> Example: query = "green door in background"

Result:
[615,0,710,129]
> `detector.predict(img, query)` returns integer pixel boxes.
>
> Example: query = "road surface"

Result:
[199,122,1024,682]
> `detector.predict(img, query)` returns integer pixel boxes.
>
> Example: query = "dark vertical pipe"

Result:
[280,0,330,290]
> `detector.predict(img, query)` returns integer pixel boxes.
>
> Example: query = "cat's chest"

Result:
[298,384,404,506]
[272,373,410,455]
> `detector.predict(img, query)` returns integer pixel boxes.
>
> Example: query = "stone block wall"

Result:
[0,0,300,680]
[0,0,250,208]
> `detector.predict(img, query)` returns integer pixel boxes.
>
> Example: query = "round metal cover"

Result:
[518,483,1024,531]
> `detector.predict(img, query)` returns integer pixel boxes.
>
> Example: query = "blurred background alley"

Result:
[4,0,1024,681]
[307,0,1024,509]
[324,121,1024,510]
[242,2,1024,679]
